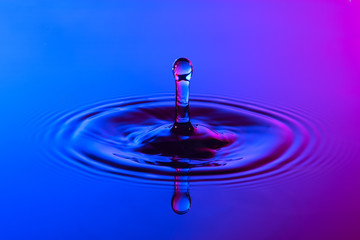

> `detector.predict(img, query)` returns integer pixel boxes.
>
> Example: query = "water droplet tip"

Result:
[172,57,193,81]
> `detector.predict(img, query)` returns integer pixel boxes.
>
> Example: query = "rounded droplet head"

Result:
[172,58,193,81]
[171,192,191,215]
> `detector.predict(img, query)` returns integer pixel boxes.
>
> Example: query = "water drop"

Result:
[172,58,194,135]
[172,57,193,81]
[135,57,234,160]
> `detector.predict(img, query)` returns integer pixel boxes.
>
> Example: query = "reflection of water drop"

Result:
[171,168,191,215]
[172,192,191,215]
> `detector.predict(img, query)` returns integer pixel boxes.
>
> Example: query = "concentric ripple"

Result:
[39,95,325,186]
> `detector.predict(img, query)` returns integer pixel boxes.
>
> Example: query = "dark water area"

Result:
[1,1,360,239]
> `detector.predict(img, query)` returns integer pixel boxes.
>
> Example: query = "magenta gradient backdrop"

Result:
[0,0,359,239]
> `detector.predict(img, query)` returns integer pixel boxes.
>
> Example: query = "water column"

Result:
[171,58,194,135]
